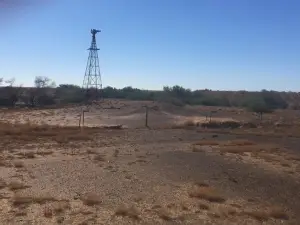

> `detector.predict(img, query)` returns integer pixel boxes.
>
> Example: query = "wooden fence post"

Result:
[79,113,82,128]
[79,109,86,128]
[145,106,149,127]
[82,110,85,127]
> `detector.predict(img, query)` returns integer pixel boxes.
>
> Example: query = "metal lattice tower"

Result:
[82,29,102,104]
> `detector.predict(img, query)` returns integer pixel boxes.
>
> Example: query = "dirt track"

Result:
[0,101,300,224]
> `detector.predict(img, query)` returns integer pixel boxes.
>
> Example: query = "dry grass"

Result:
[15,151,36,159]
[54,132,92,144]
[157,208,173,221]
[192,139,284,159]
[193,139,255,148]
[224,139,255,146]
[23,151,36,159]
[13,161,25,168]
[93,154,106,162]
[36,150,53,156]
[34,195,58,204]
[281,162,291,167]
[180,202,189,211]
[0,160,7,167]
[81,193,101,206]
[8,181,30,190]
[171,120,197,129]
[115,204,140,220]
[243,207,289,221]
[0,179,6,189]
[285,155,300,161]
[255,153,281,163]
[189,186,226,203]
[243,210,270,221]
[86,149,97,154]
[114,149,119,157]
[12,193,58,206]
[15,209,27,217]
[194,181,209,187]
[193,140,220,146]
[219,146,263,155]
[198,202,210,210]
[0,122,103,147]
[12,195,33,206]
[230,203,241,209]
[56,216,64,224]
[183,120,197,127]
[268,207,289,220]
[192,146,205,152]
[53,201,71,214]
[196,126,300,138]
[223,207,238,216]
[44,207,53,218]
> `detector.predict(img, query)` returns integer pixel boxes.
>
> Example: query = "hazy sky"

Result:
[0,0,299,91]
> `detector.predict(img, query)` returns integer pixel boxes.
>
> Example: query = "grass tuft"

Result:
[12,193,58,206]
[81,193,101,206]
[0,179,6,189]
[189,186,225,203]
[268,207,289,220]
[158,208,173,221]
[9,181,30,191]
[198,202,210,210]
[115,204,140,220]
[93,154,106,162]
[243,210,269,221]
[13,161,25,168]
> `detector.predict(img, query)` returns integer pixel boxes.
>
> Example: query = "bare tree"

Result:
[0,78,23,107]
[26,76,56,107]
[34,76,56,88]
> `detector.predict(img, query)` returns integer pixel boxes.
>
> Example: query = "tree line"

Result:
[0,76,298,114]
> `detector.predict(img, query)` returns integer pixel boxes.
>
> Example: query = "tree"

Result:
[0,78,23,107]
[163,85,192,99]
[260,90,288,109]
[55,84,84,104]
[25,76,56,107]
[247,99,273,120]
[34,76,56,88]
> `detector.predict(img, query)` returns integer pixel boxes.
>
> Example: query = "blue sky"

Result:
[0,0,299,91]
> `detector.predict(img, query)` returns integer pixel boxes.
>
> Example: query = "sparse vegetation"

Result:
[243,210,270,221]
[9,181,29,190]
[115,204,140,220]
[0,77,296,110]
[36,150,53,156]
[189,186,226,203]
[13,161,25,168]
[12,193,58,206]
[53,201,71,214]
[0,96,299,224]
[43,207,53,218]
[242,207,289,221]
[198,202,210,210]
[23,151,36,159]
[12,195,32,206]
[157,208,173,221]
[81,193,101,206]
[0,122,100,148]
[0,179,6,189]
[93,154,106,162]
[268,207,289,220]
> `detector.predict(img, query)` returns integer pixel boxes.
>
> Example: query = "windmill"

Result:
[82,29,102,107]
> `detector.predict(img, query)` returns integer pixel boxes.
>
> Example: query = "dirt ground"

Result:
[0,100,299,225]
